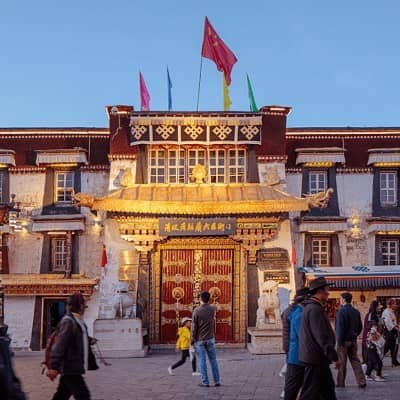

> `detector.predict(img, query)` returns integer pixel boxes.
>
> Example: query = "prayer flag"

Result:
[139,71,150,111]
[167,67,172,111]
[223,73,231,111]
[201,17,237,85]
[100,245,108,268]
[247,74,258,112]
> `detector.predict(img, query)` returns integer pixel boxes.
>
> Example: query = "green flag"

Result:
[247,74,258,112]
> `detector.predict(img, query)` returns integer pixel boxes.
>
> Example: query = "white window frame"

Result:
[309,170,327,194]
[228,149,247,183]
[209,149,226,183]
[312,237,331,267]
[167,149,185,184]
[55,171,74,204]
[381,239,399,266]
[380,171,397,207]
[50,237,68,272]
[149,149,166,183]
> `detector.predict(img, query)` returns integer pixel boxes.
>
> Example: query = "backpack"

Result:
[41,315,77,374]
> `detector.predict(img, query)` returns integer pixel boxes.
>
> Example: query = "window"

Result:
[55,171,74,203]
[149,149,166,183]
[147,146,247,184]
[209,150,226,183]
[188,149,206,181]
[228,149,246,183]
[168,149,185,183]
[312,237,331,267]
[381,239,399,265]
[309,171,327,194]
[51,237,68,272]
[380,171,397,206]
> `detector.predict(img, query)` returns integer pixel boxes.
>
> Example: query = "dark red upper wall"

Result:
[0,128,109,166]
[286,128,400,168]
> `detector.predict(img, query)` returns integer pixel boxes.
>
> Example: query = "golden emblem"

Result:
[172,287,185,301]
[209,287,221,302]
[190,164,207,184]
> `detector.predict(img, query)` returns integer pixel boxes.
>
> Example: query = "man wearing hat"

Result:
[298,277,339,400]
[282,287,309,400]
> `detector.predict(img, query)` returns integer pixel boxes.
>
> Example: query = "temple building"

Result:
[1,107,400,351]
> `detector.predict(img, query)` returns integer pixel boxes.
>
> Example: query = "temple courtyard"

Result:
[14,350,398,400]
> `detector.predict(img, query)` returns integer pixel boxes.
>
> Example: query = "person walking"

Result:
[0,323,26,400]
[168,317,199,376]
[361,300,383,364]
[335,292,366,388]
[298,277,339,400]
[365,325,385,382]
[283,287,309,400]
[191,291,221,388]
[48,292,98,400]
[382,298,399,367]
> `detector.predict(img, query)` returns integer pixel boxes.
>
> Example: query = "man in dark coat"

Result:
[298,277,339,400]
[336,292,366,388]
[48,292,97,400]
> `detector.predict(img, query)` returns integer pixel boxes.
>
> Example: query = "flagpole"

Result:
[196,56,203,111]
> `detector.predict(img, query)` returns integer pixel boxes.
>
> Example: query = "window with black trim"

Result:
[381,238,399,265]
[380,171,397,207]
[309,170,327,194]
[55,171,74,203]
[50,237,68,272]
[312,237,331,267]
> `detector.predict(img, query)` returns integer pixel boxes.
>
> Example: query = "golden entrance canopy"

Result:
[0,274,98,297]
[75,183,332,215]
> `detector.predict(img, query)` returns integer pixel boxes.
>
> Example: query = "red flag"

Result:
[201,17,237,85]
[139,71,150,111]
[291,241,297,266]
[100,245,108,268]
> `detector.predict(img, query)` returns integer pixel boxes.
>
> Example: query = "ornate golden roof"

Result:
[74,183,327,215]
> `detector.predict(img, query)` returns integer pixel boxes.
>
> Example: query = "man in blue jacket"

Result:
[284,287,309,400]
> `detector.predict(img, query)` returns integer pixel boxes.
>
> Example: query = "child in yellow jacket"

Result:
[168,317,200,376]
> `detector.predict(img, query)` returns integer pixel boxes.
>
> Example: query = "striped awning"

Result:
[326,277,400,290]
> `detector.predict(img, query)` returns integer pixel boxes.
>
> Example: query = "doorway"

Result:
[42,298,67,348]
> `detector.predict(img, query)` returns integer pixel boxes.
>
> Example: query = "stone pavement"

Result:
[13,350,398,400]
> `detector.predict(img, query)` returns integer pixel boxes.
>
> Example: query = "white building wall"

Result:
[109,160,137,191]
[4,297,35,349]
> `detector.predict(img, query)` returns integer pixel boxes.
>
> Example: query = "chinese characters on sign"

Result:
[159,218,236,236]
[257,247,291,284]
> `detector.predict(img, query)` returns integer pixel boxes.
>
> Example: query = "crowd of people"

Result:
[281,277,400,400]
[1,284,399,399]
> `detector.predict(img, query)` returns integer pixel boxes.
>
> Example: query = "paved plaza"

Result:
[13,350,398,400]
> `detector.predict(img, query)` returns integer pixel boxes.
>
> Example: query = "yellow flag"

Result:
[223,73,231,111]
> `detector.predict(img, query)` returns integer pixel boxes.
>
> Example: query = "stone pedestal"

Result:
[94,318,147,358]
[247,327,283,354]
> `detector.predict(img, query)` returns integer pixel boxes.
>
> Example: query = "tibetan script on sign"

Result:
[159,218,236,237]
[264,270,290,284]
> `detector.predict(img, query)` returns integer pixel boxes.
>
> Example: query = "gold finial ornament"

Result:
[190,164,207,184]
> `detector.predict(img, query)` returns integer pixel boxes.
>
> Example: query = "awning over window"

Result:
[367,222,400,234]
[302,265,400,290]
[31,214,85,232]
[36,148,88,166]
[0,150,16,166]
[368,148,400,165]
[0,274,98,296]
[295,147,346,165]
[299,220,348,233]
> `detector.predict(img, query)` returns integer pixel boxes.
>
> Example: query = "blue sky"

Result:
[1,1,399,127]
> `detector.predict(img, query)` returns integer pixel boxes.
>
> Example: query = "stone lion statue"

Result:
[112,282,135,319]
[256,280,281,328]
